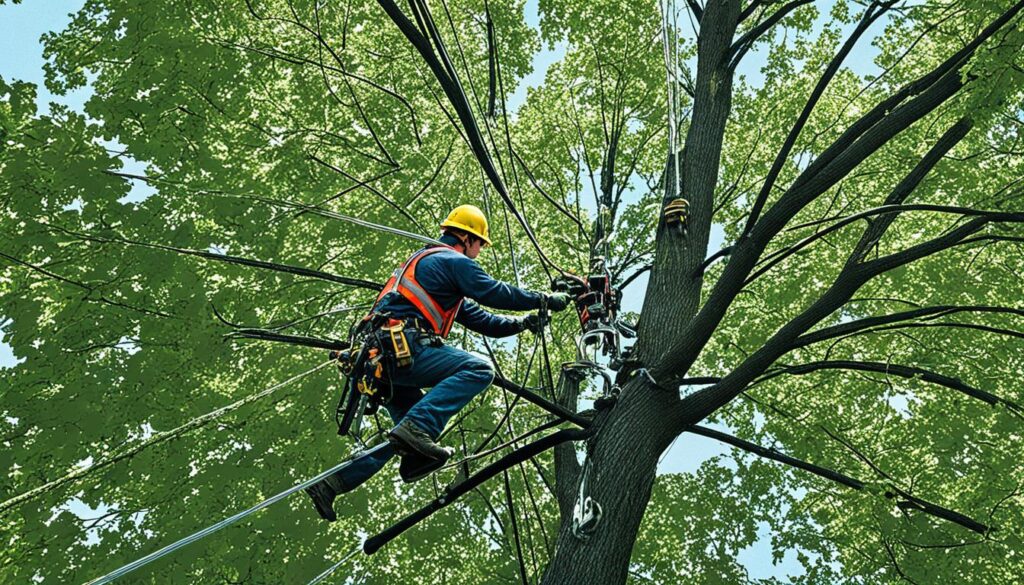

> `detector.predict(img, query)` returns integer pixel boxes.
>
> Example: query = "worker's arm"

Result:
[448,255,543,311]
[455,300,527,338]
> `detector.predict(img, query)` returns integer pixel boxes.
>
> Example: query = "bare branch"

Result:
[730,0,815,70]
[757,360,1022,413]
[792,305,1024,350]
[862,213,1024,276]
[687,424,990,534]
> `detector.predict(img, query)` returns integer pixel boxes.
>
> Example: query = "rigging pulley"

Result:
[552,256,627,363]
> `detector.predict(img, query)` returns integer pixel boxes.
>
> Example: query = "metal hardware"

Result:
[571,458,603,539]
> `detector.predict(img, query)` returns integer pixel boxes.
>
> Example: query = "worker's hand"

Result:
[546,292,572,312]
[519,313,548,334]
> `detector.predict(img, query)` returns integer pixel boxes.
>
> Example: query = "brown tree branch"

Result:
[687,424,990,534]
[729,0,815,70]
[756,360,1023,414]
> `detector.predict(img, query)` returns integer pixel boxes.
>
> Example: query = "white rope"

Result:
[83,441,388,585]
[1,360,334,515]
[659,0,680,198]
[306,545,363,585]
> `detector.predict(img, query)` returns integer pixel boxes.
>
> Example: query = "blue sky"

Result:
[1,0,86,370]
[1,0,892,579]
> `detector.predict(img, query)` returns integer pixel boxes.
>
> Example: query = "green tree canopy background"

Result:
[1,0,1023,583]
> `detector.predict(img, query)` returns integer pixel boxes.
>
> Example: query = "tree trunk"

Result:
[543,2,741,582]
[542,379,683,584]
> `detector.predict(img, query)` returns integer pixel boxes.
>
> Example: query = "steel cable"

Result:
[2,360,335,516]
[83,441,389,584]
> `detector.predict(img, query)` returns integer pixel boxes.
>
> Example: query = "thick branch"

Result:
[677,213,1024,425]
[846,117,974,263]
[741,2,893,236]
[686,424,989,534]
[792,305,1024,350]
[758,360,1022,413]
[748,203,995,285]
[652,3,1024,386]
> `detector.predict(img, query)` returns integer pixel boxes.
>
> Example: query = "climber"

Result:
[306,204,571,521]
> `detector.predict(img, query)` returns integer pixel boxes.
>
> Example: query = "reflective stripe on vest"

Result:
[372,246,463,337]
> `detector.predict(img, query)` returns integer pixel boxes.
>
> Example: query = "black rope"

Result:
[375,0,566,277]
[225,328,350,352]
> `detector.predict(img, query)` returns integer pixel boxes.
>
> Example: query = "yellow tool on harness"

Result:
[384,320,413,368]
[357,348,385,397]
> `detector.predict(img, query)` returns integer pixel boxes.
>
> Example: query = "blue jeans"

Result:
[324,330,495,492]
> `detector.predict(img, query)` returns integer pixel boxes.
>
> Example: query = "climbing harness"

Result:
[332,312,390,442]
[334,244,468,443]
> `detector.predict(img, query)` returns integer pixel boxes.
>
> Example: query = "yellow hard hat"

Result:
[440,204,492,245]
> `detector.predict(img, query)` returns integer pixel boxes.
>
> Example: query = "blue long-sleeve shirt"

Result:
[376,235,543,337]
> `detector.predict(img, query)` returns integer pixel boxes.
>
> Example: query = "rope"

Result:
[1,360,335,516]
[83,441,389,584]
[305,545,362,585]
[376,0,566,277]
[659,0,680,201]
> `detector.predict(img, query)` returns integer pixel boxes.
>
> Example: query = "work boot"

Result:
[399,450,452,483]
[388,419,454,462]
[304,481,337,522]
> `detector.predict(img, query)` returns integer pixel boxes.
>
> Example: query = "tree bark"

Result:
[543,3,742,582]
[634,0,741,366]
[541,378,683,584]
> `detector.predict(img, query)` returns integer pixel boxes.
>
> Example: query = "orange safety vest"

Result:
[370,246,464,337]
